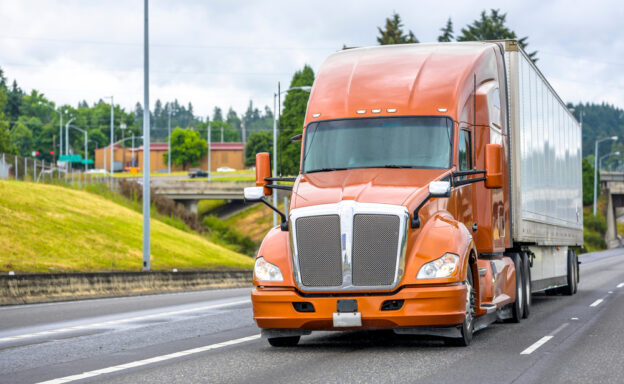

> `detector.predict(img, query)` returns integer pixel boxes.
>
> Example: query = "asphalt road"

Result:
[1,249,623,384]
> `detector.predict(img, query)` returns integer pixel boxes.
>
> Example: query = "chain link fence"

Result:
[0,152,111,188]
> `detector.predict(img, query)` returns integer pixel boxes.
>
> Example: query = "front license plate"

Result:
[333,312,362,327]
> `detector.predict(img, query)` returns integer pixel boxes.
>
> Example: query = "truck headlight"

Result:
[254,257,283,282]
[417,253,460,279]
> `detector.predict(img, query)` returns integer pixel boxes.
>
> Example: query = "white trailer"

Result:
[503,41,583,291]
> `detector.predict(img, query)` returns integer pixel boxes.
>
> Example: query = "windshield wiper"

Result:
[305,167,348,174]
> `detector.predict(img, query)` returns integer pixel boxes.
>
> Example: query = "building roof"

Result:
[134,142,245,151]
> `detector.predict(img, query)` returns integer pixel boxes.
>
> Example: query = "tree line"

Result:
[0,69,273,166]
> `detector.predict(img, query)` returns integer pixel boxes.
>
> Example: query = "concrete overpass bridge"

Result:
[601,171,624,248]
[151,179,255,214]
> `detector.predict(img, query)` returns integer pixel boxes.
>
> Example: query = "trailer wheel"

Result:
[452,264,475,347]
[562,250,577,296]
[521,252,531,319]
[510,253,523,323]
[267,336,300,347]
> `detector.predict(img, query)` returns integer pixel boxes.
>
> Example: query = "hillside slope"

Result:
[0,181,253,272]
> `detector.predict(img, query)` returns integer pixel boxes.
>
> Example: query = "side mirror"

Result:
[290,134,302,142]
[255,152,272,196]
[485,144,503,189]
[429,181,451,197]
[244,186,265,201]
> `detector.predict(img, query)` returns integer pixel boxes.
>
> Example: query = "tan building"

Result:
[94,145,135,171]
[134,142,245,172]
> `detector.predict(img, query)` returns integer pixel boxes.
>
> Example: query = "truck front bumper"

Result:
[252,284,467,330]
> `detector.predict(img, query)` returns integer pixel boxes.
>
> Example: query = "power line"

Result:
[0,35,336,51]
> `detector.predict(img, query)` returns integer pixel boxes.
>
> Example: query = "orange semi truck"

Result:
[244,40,582,346]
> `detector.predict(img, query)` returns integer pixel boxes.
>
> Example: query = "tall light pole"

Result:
[594,136,618,215]
[142,0,151,271]
[104,96,114,183]
[65,117,75,156]
[207,121,211,180]
[69,125,88,171]
[271,83,312,226]
[167,104,175,173]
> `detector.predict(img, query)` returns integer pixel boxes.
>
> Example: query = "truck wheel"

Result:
[453,265,475,347]
[510,253,523,323]
[521,252,531,319]
[267,336,300,347]
[562,250,577,296]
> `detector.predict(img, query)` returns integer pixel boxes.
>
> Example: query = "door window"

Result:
[458,129,472,171]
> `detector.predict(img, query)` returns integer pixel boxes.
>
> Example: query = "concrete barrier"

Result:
[0,270,252,305]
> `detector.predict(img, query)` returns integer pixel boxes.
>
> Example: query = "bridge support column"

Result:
[179,199,199,215]
[605,189,619,249]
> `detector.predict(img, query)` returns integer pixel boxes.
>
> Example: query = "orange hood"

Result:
[291,168,448,209]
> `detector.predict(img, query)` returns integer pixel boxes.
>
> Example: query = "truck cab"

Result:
[245,41,581,347]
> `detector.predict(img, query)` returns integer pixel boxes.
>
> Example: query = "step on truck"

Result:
[244,40,583,347]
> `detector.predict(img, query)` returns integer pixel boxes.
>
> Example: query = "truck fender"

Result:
[403,211,475,286]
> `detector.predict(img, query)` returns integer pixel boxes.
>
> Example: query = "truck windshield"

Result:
[302,116,453,173]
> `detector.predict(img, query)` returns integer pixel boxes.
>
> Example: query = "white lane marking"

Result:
[550,322,569,336]
[608,291,613,294]
[590,299,604,307]
[0,298,250,343]
[520,336,553,355]
[35,334,260,384]
[617,283,624,288]
[571,317,579,321]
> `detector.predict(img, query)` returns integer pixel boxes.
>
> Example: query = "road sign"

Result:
[60,155,82,162]
[81,159,94,164]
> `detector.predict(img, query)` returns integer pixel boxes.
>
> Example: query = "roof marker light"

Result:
[356,109,366,114]
[371,109,381,113]
[312,113,321,118]
[438,108,448,112]
[387,108,397,113]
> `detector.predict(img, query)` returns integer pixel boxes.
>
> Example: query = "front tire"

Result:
[267,336,300,347]
[510,253,524,323]
[521,252,531,319]
[453,264,475,347]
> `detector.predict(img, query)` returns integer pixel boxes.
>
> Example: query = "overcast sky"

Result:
[0,0,622,119]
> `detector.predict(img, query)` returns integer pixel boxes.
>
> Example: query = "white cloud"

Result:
[0,0,622,117]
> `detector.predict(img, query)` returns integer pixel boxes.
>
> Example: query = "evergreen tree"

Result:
[279,65,314,175]
[244,130,272,167]
[213,107,223,122]
[457,9,538,61]
[0,69,15,154]
[6,80,23,127]
[437,18,454,42]
[377,12,419,45]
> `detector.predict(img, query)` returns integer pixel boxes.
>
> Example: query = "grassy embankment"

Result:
[0,180,253,272]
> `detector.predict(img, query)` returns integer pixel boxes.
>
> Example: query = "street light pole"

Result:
[594,135,618,215]
[142,0,151,271]
[167,105,172,174]
[68,125,88,171]
[271,83,313,226]
[207,121,211,181]
[65,117,75,156]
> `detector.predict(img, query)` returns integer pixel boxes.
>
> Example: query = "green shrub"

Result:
[203,215,256,256]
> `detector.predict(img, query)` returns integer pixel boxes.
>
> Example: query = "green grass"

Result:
[0,180,253,272]
[187,176,255,182]
[197,199,227,217]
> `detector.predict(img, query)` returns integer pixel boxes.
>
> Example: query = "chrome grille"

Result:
[295,215,343,286]
[352,214,400,286]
